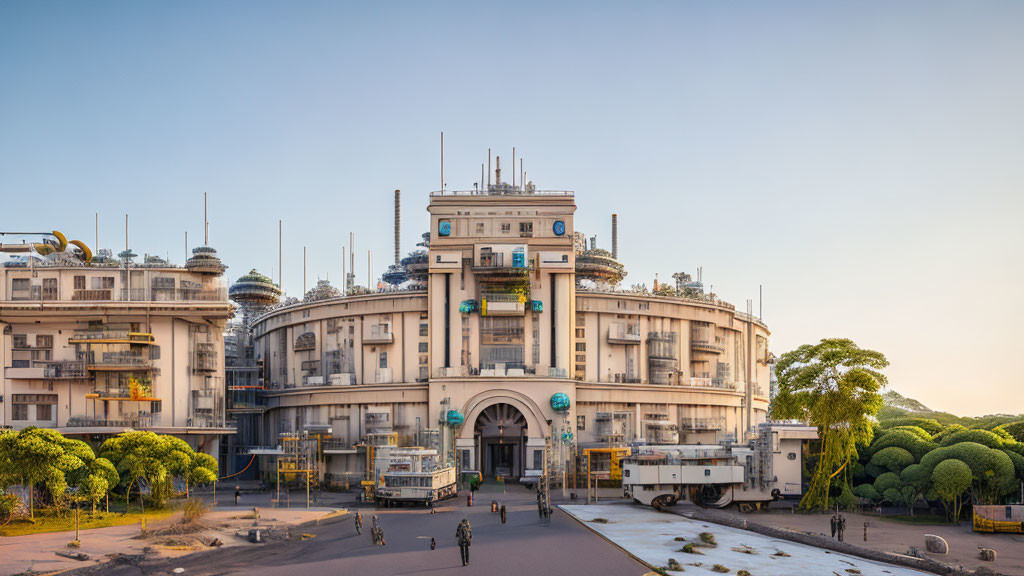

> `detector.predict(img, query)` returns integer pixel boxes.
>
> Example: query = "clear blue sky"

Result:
[2,1,1022,416]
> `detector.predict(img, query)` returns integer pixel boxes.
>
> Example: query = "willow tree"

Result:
[770,338,887,510]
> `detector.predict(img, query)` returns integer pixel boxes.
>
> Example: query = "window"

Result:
[12,334,27,348]
[532,450,543,470]
[418,342,428,353]
[419,323,428,337]
[475,222,485,235]
[379,352,388,369]
[12,405,28,420]
[36,404,52,421]
[152,401,162,414]
[577,415,585,431]
[519,222,533,237]
[576,354,586,363]
[74,276,86,289]
[42,278,57,300]
[575,342,586,352]
[35,335,53,348]
[576,313,585,325]
[12,278,29,291]
[92,277,115,290]
[500,222,511,234]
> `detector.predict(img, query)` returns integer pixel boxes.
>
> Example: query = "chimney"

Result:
[394,190,401,265]
[611,213,618,259]
[495,156,502,184]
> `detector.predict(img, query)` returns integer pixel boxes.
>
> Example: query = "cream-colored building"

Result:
[250,176,772,483]
[0,247,234,458]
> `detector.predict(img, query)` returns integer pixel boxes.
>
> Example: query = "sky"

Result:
[1,1,1022,416]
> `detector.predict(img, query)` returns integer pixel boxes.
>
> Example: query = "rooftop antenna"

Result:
[394,189,401,265]
[612,214,619,260]
[350,232,355,289]
[512,147,516,187]
[184,231,188,262]
[487,148,491,189]
[495,156,502,184]
[125,213,129,253]
[480,163,484,194]
[341,245,346,296]
[367,250,372,291]
[520,158,524,191]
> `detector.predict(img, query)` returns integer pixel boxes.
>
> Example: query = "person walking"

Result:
[234,486,241,505]
[430,537,436,550]
[500,504,507,524]
[354,511,363,535]
[830,513,837,539]
[837,514,846,542]
[456,518,472,566]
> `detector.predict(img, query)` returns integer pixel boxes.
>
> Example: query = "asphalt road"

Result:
[81,489,649,576]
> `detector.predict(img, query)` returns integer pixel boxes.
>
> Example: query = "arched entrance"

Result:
[474,403,528,478]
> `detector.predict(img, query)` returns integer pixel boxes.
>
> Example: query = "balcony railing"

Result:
[321,438,354,452]
[85,353,155,371]
[680,417,725,431]
[691,340,725,354]
[687,377,736,390]
[362,325,393,344]
[65,414,161,429]
[19,288,228,303]
[608,324,641,344]
[69,330,154,344]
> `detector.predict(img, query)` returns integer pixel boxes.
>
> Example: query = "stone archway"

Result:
[474,403,528,478]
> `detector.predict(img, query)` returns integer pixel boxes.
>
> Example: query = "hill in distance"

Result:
[879,390,1022,430]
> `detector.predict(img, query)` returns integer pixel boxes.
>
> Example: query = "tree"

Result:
[0,428,91,519]
[99,431,173,512]
[770,339,888,510]
[899,464,931,517]
[932,459,971,524]
[869,447,914,475]
[995,421,1024,443]
[919,442,1017,505]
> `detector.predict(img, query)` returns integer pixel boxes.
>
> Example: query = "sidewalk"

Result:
[0,506,341,575]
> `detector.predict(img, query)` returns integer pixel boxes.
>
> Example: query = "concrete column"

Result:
[553,273,571,374]
[429,273,448,373]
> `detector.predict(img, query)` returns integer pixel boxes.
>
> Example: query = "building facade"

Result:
[0,246,234,459]
[247,180,772,484]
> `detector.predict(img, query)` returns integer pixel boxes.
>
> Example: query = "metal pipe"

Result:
[488,149,491,188]
[611,214,618,260]
[394,190,401,265]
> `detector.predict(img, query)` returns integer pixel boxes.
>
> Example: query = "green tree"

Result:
[869,447,914,474]
[919,442,1017,504]
[0,428,93,518]
[899,463,931,517]
[770,338,888,510]
[99,431,172,512]
[932,459,972,524]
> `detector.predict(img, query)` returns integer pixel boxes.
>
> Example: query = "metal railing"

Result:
[43,361,88,378]
[680,417,725,431]
[686,377,736,390]
[430,189,574,197]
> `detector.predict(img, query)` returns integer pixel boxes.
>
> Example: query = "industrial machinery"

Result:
[372,446,457,507]
[622,422,816,511]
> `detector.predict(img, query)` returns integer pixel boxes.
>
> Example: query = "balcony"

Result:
[69,330,154,345]
[686,377,736,391]
[362,325,393,344]
[322,438,356,454]
[85,354,155,372]
[87,387,159,401]
[480,293,526,316]
[691,340,725,354]
[680,418,724,431]
[607,324,641,344]
[65,414,162,429]
[193,344,218,372]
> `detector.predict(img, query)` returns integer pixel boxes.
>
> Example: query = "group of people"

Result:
[830,510,847,542]
[352,511,473,566]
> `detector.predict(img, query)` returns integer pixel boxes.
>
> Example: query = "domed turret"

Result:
[230,269,282,328]
[575,248,626,286]
[185,245,227,275]
[304,279,341,302]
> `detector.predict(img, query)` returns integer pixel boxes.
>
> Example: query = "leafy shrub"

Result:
[869,447,914,474]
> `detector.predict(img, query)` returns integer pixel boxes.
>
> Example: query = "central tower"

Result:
[426,163,577,475]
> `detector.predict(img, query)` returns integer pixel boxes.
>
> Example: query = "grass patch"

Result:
[0,507,175,537]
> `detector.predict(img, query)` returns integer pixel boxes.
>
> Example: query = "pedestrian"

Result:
[500,504,507,524]
[830,513,837,539]
[234,485,241,505]
[838,514,846,542]
[430,537,436,550]
[355,511,363,535]
[456,518,472,566]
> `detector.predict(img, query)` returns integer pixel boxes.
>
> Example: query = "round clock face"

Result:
[438,220,451,236]
[552,220,566,236]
